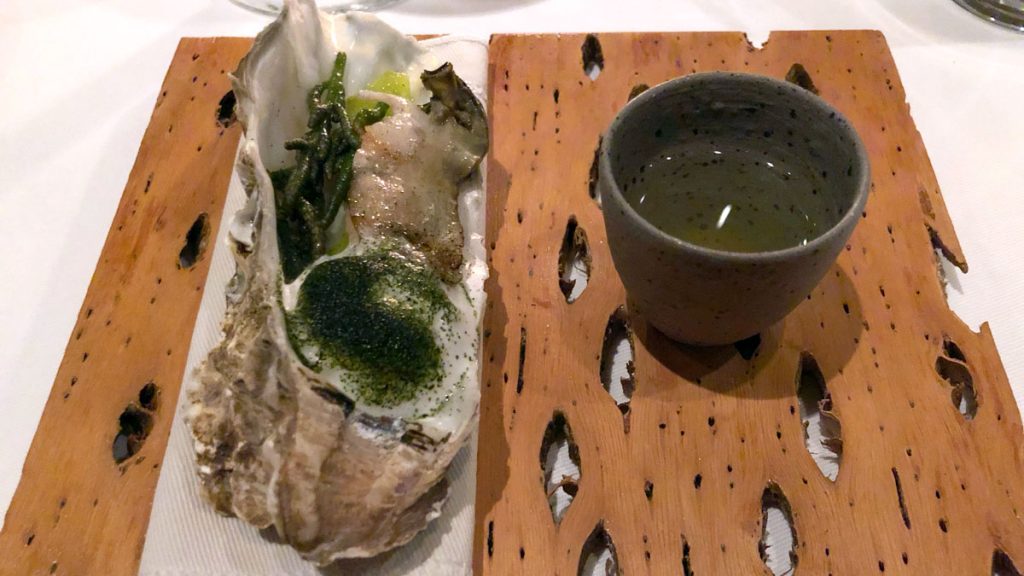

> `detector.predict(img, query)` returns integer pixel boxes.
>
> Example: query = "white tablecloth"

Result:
[1,0,1023,531]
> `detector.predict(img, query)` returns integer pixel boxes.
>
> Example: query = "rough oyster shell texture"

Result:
[186,0,486,565]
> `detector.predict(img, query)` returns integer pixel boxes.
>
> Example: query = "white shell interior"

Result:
[233,0,487,433]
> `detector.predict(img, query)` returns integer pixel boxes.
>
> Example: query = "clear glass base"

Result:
[952,0,1024,31]
[230,0,404,15]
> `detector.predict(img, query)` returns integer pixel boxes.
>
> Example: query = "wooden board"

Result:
[474,32,1024,575]
[3,30,1023,576]
[0,38,251,576]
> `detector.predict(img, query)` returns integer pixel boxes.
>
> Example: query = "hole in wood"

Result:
[943,336,967,363]
[628,83,650,101]
[112,404,153,464]
[588,136,603,206]
[933,247,957,297]
[892,467,911,529]
[178,212,210,269]
[581,34,604,81]
[558,216,591,303]
[516,326,527,394]
[734,333,761,360]
[797,353,842,481]
[487,520,494,557]
[578,522,620,576]
[928,226,968,300]
[760,482,798,576]
[935,351,977,420]
[541,411,581,525]
[994,550,1022,576]
[683,539,694,576]
[138,381,159,412]
[601,306,635,432]
[785,63,819,95]
[216,90,237,128]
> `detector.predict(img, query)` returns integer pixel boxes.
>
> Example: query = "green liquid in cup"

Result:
[621,140,839,253]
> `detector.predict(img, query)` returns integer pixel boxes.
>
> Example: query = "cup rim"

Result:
[599,71,871,263]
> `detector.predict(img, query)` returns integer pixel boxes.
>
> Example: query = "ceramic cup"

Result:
[599,72,870,346]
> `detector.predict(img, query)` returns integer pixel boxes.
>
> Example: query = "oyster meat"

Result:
[186,0,488,564]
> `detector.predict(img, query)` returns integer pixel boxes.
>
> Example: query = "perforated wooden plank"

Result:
[474,31,1024,575]
[0,38,251,576]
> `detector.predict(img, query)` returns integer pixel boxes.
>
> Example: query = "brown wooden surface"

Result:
[0,38,251,576]
[3,30,1022,576]
[474,32,1024,575]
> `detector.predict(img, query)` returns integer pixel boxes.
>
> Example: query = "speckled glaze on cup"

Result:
[599,72,870,346]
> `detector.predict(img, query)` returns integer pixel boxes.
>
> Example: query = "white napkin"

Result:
[139,36,488,576]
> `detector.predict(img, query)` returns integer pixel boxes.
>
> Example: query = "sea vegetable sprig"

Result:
[273,53,389,283]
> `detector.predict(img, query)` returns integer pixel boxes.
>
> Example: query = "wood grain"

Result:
[3,30,1022,576]
[474,31,1024,575]
[0,38,251,576]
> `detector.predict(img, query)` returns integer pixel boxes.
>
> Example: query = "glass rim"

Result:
[951,0,1024,32]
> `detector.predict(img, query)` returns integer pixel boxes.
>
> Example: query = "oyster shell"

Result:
[186,0,488,564]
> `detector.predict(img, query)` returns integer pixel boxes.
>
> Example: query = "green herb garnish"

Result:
[272,53,390,283]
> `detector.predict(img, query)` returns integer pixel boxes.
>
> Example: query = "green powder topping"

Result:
[291,250,455,407]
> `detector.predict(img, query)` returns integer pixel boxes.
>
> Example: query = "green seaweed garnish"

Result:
[272,53,388,283]
[351,101,390,133]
